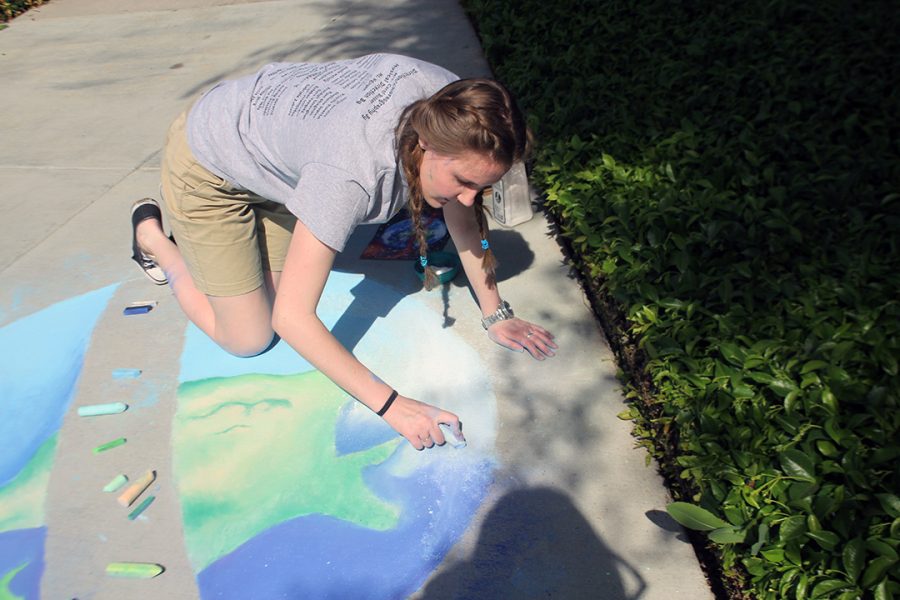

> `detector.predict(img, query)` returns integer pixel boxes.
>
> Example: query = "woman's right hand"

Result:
[382,394,464,450]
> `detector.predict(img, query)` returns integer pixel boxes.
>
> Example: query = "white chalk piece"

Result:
[103,474,129,492]
[126,300,158,308]
[77,402,128,417]
[439,423,467,449]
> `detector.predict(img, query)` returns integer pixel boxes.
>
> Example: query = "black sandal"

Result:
[130,198,168,285]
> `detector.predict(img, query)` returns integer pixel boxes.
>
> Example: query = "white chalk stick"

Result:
[439,423,467,449]
[126,300,158,308]
[78,402,128,417]
[103,474,129,492]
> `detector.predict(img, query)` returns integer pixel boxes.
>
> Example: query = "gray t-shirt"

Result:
[186,54,458,251]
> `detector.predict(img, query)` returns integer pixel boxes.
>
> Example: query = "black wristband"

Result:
[377,389,399,417]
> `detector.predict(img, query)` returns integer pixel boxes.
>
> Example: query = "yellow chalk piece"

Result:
[105,562,164,578]
[117,470,156,507]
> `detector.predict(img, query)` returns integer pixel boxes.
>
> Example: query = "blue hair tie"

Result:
[481,239,490,251]
[419,255,428,267]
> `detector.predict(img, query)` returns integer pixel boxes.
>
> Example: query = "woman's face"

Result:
[418,141,508,210]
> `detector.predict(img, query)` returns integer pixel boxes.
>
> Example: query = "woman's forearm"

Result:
[443,201,503,316]
[273,307,463,449]
[273,309,393,412]
[456,246,502,317]
[274,220,394,413]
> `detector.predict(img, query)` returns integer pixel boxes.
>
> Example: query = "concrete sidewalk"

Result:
[0,1,713,598]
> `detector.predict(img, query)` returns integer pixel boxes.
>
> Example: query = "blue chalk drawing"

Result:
[173,272,498,599]
[0,285,118,599]
[0,529,44,600]
[0,285,117,485]
[0,275,497,599]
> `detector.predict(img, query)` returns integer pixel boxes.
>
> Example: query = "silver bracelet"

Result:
[481,300,514,330]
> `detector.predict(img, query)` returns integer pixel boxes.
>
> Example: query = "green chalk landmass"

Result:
[173,371,401,571]
[0,435,57,533]
[0,562,26,600]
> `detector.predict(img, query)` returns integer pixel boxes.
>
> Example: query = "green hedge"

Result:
[463,1,899,598]
[1,0,44,21]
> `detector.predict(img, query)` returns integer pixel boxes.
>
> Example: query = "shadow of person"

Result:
[325,219,539,350]
[327,275,409,353]
[448,228,536,287]
[419,486,646,600]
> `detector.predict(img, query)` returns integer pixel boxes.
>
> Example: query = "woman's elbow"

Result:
[271,306,289,338]
[271,305,310,341]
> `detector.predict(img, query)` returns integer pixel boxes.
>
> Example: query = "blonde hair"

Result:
[396,78,532,289]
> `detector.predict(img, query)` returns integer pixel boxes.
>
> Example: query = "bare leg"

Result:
[264,270,282,298]
[136,216,275,357]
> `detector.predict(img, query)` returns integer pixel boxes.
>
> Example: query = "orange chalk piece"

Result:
[117,470,156,507]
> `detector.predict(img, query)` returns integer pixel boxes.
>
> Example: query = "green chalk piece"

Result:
[103,474,129,492]
[78,402,128,417]
[127,495,156,520]
[105,562,164,578]
[112,368,142,379]
[93,437,127,454]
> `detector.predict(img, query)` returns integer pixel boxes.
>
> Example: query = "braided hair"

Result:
[395,78,531,290]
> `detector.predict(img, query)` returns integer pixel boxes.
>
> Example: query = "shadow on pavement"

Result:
[328,224,538,347]
[420,486,646,600]
[645,509,690,544]
[467,228,536,285]
[329,275,409,352]
[179,0,495,101]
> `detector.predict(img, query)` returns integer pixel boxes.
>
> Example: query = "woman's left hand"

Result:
[487,318,558,360]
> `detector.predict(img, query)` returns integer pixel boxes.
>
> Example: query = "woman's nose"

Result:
[457,189,478,207]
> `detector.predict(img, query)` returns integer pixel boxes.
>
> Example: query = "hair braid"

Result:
[473,192,497,289]
[409,192,438,290]
[396,100,438,289]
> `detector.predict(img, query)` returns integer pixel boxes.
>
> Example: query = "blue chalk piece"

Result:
[123,304,153,315]
[127,495,156,520]
[112,368,142,379]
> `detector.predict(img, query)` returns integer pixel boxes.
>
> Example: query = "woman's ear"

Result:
[418,137,429,151]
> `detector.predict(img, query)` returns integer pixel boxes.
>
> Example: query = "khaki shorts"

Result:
[159,110,295,297]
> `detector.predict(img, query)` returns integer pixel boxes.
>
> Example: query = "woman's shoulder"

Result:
[372,53,459,83]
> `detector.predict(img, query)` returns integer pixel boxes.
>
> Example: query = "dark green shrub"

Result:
[2,0,45,22]
[463,1,899,598]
